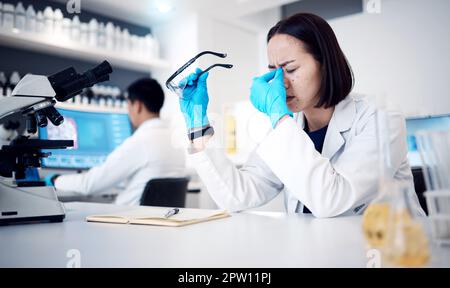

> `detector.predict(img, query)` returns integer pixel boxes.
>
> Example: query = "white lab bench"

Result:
[0,202,449,268]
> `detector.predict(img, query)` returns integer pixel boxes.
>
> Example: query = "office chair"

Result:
[140,177,189,208]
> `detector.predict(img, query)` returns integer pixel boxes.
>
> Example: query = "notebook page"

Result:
[88,207,228,222]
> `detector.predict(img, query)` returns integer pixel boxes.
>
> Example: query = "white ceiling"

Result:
[52,0,298,27]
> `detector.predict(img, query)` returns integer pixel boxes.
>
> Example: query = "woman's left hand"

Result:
[249,68,292,128]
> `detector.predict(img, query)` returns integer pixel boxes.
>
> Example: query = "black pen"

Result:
[164,208,179,218]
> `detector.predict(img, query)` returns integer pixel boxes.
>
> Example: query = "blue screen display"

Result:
[39,109,132,169]
[405,115,450,167]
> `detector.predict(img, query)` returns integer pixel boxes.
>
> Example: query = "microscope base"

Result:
[0,181,65,225]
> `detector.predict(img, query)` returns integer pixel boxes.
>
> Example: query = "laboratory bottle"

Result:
[53,8,63,36]
[3,3,14,30]
[4,78,11,97]
[130,35,138,54]
[139,37,147,58]
[88,18,98,47]
[43,6,54,35]
[62,18,71,40]
[105,22,115,51]
[71,15,80,41]
[80,22,88,45]
[86,88,95,105]
[25,5,36,32]
[74,94,81,105]
[97,22,106,49]
[99,95,107,107]
[105,86,114,107]
[114,26,122,52]
[111,87,121,108]
[14,2,26,31]
[145,34,154,59]
[0,2,3,29]
[36,11,44,33]
[9,71,21,92]
[153,35,160,58]
[81,93,89,105]
[122,29,130,52]
[0,72,6,97]
[383,182,430,267]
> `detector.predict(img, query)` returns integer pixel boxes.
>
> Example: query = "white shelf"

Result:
[55,102,128,114]
[0,29,170,73]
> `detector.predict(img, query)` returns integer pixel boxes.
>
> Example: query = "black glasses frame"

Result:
[165,50,233,90]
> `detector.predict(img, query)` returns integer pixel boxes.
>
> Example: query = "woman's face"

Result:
[267,34,322,113]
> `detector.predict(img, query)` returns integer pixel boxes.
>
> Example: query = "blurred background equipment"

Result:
[417,130,450,246]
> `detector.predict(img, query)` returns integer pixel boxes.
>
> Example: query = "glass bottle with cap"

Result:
[62,18,71,41]
[88,18,98,47]
[0,2,3,29]
[53,8,63,36]
[114,26,122,52]
[36,11,44,34]
[71,15,80,41]
[14,2,26,31]
[97,22,106,49]
[9,71,21,92]
[0,72,7,97]
[80,22,88,46]
[105,22,115,51]
[25,4,36,33]
[122,29,130,52]
[3,3,15,31]
[43,6,54,35]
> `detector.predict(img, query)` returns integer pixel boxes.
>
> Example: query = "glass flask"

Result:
[362,179,394,248]
[383,182,430,267]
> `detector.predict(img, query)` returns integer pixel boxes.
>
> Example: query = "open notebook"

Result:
[86,206,230,227]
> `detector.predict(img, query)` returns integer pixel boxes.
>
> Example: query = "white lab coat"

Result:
[55,118,186,206]
[188,95,422,217]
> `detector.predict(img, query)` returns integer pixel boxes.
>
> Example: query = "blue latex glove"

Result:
[179,68,210,130]
[250,68,293,128]
[44,173,60,187]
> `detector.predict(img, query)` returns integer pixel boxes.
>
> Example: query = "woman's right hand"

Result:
[179,68,210,130]
[250,68,292,128]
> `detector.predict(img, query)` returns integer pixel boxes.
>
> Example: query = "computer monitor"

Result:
[39,108,132,169]
[405,114,450,167]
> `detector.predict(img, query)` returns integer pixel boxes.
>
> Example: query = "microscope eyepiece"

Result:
[48,61,113,102]
[88,61,113,83]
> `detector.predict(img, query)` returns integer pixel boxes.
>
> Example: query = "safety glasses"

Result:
[165,51,233,98]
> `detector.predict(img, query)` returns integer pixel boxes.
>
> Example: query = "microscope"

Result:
[0,61,113,225]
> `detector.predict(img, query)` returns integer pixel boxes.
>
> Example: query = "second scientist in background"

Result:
[52,78,186,205]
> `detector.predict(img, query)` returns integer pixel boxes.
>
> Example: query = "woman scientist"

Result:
[178,13,420,217]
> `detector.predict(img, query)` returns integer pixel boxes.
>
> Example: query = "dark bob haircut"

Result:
[127,78,164,114]
[267,13,354,108]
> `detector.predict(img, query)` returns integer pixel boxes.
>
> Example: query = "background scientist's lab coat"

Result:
[55,118,186,206]
[189,95,423,218]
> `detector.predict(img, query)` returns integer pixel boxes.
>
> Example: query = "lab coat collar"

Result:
[135,118,165,132]
[294,96,356,159]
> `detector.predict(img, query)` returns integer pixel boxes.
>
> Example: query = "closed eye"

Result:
[285,68,297,74]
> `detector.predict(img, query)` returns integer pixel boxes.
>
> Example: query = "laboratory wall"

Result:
[328,0,450,116]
